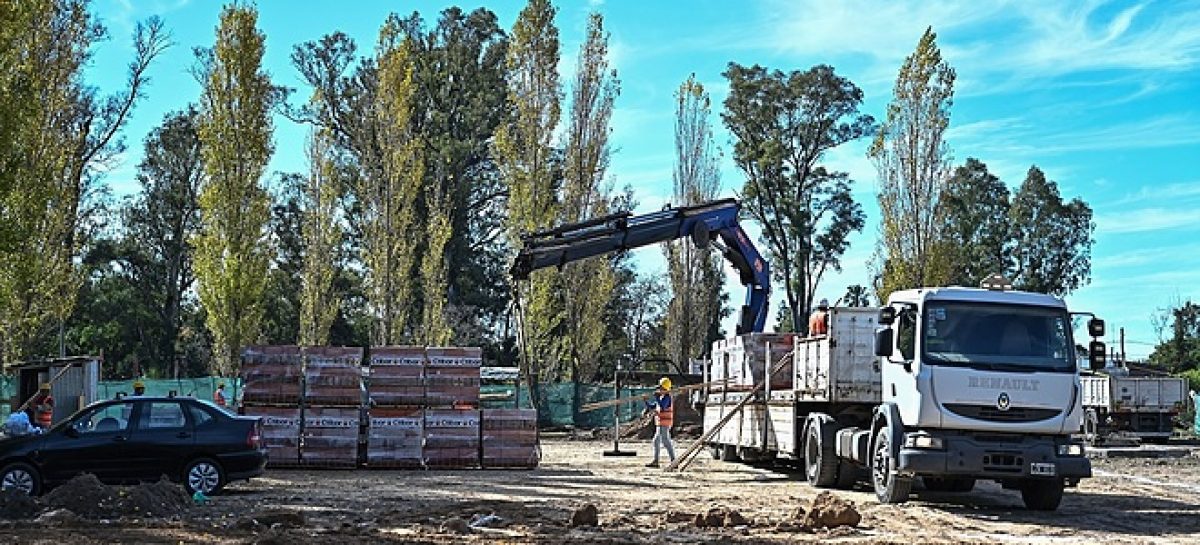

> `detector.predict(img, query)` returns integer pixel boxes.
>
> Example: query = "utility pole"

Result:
[1119,327,1126,367]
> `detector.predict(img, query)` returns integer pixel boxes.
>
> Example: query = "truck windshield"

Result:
[921,302,1074,372]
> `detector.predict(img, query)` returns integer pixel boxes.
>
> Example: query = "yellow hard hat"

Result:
[658,377,672,390]
[39,383,50,390]
[133,380,145,388]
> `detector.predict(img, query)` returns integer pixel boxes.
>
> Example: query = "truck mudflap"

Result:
[896,431,1091,482]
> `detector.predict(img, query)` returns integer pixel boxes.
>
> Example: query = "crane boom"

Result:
[510,198,770,334]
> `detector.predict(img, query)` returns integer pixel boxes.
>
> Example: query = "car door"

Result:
[36,401,137,483]
[126,400,195,482]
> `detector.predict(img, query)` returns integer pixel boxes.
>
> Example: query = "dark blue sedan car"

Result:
[0,396,267,496]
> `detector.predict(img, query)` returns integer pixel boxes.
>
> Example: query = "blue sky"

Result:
[86,0,1200,359]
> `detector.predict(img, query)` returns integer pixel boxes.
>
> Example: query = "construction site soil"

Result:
[1,438,1198,544]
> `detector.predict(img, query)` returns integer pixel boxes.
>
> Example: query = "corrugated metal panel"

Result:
[49,364,88,423]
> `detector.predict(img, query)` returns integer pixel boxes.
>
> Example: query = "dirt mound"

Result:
[800,491,860,529]
[694,507,748,528]
[569,503,599,527]
[42,474,190,519]
[0,488,39,519]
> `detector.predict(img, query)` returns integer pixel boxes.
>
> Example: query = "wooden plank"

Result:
[665,349,794,472]
[578,380,725,413]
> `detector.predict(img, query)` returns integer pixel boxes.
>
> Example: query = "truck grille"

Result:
[944,404,1061,423]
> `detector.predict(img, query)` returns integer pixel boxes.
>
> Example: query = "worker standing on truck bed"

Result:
[809,299,830,335]
[645,377,676,468]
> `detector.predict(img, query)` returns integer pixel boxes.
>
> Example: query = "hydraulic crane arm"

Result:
[510,198,770,334]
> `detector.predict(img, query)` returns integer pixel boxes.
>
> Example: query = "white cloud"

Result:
[1096,207,1200,235]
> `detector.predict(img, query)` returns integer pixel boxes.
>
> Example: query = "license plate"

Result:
[1030,462,1057,476]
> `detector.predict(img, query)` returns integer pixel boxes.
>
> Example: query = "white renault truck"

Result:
[703,278,1106,511]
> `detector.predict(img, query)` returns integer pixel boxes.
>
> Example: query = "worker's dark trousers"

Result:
[652,425,675,462]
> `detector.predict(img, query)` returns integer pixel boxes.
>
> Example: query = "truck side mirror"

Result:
[1089,341,1106,370]
[878,306,895,325]
[874,328,894,358]
[1087,318,1105,338]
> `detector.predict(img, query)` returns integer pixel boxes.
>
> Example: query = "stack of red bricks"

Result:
[481,409,539,468]
[366,346,425,468]
[301,347,364,467]
[420,347,481,468]
[241,346,303,466]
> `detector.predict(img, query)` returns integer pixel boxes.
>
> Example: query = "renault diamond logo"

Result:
[997,392,1011,411]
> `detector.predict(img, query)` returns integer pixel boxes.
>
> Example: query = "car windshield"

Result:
[921,302,1073,372]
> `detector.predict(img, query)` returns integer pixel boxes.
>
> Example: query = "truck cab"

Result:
[870,281,1101,509]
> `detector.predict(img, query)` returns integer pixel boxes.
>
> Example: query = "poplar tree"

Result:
[194,4,277,375]
[495,0,561,406]
[869,27,956,300]
[560,12,619,388]
[365,16,425,345]
[0,1,166,363]
[664,75,723,367]
[299,128,341,346]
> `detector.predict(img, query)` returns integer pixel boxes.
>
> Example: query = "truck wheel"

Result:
[871,427,911,503]
[804,419,839,487]
[719,444,740,462]
[1082,409,1099,446]
[1020,478,1065,511]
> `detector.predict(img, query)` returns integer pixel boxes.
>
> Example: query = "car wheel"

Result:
[184,458,225,495]
[0,462,41,496]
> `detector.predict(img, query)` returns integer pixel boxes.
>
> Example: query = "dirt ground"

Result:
[1,438,1199,544]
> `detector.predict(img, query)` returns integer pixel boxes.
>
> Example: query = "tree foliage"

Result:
[1149,300,1200,373]
[1008,166,1094,295]
[299,128,341,346]
[870,27,956,301]
[940,158,1010,287]
[193,4,277,375]
[495,0,561,406]
[0,1,166,364]
[723,63,872,333]
[664,75,724,365]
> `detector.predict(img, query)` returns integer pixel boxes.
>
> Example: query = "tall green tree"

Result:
[723,63,872,333]
[940,158,1010,287]
[261,176,304,345]
[193,4,278,375]
[299,129,341,346]
[364,16,425,344]
[0,2,166,364]
[664,75,723,365]
[559,12,619,405]
[1008,166,1094,295]
[869,27,956,301]
[496,0,561,408]
[1150,301,1200,372]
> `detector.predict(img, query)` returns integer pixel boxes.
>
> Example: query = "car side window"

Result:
[73,404,131,434]
[897,306,917,361]
[139,402,187,430]
[187,404,217,428]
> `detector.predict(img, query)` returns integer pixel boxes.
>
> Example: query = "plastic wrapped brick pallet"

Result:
[368,346,425,407]
[425,347,481,408]
[481,408,539,468]
[367,407,423,468]
[241,345,303,404]
[423,408,480,468]
[301,406,360,468]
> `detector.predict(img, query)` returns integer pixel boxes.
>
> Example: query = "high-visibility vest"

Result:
[809,310,829,335]
[213,389,227,407]
[655,394,674,428]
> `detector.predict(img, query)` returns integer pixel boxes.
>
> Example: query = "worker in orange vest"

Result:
[808,298,830,336]
[213,382,228,408]
[644,377,675,468]
[28,383,55,429]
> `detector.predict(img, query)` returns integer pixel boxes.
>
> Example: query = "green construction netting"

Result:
[482,383,656,427]
[1,374,650,428]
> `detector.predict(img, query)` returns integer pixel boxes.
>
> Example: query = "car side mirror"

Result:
[1089,341,1106,370]
[874,328,894,358]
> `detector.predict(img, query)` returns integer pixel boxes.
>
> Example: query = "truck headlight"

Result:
[1057,443,1084,457]
[903,433,944,450]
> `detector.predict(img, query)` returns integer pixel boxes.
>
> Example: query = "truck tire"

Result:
[871,426,911,503]
[719,444,740,462]
[1020,478,1065,511]
[1082,409,1099,446]
[804,418,839,487]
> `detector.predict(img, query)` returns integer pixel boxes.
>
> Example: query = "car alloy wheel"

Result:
[1,467,35,495]
[187,461,221,494]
